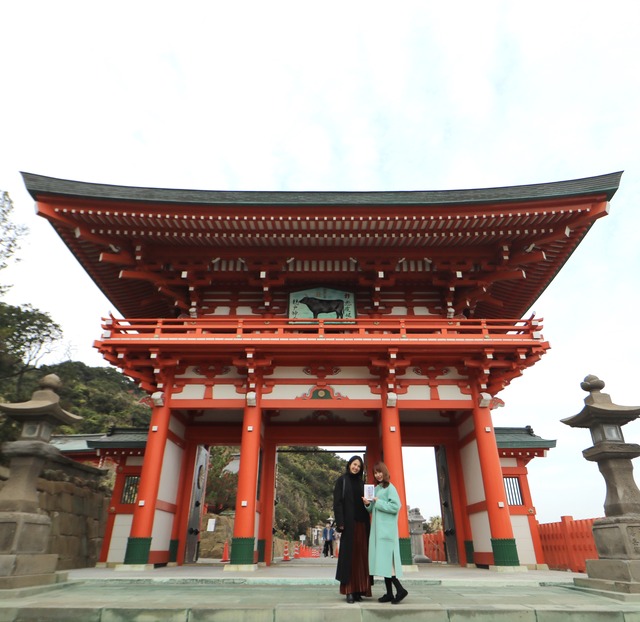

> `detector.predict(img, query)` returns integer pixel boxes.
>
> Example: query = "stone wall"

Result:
[0,456,111,570]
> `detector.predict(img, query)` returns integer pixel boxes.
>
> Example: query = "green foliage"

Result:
[204,445,346,539]
[0,191,27,296]
[274,448,345,538]
[205,446,239,514]
[424,515,443,533]
[0,360,149,445]
[0,302,63,400]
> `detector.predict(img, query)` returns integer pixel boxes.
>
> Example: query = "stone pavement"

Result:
[2,558,640,621]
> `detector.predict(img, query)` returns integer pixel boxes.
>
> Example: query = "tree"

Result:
[424,515,443,533]
[205,446,239,513]
[0,191,27,296]
[0,302,63,401]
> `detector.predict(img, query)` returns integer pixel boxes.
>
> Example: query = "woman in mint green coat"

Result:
[364,462,408,604]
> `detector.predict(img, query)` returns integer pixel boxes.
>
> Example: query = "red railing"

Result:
[423,531,447,562]
[538,515,599,573]
[99,316,544,344]
[424,517,599,572]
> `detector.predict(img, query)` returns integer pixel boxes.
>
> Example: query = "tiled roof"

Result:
[495,426,556,449]
[22,171,622,206]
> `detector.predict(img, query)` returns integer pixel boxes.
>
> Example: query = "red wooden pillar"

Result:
[380,395,411,565]
[258,437,277,565]
[124,393,171,564]
[470,380,519,566]
[229,390,262,566]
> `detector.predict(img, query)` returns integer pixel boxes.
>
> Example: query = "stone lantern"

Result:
[0,374,82,589]
[562,375,640,599]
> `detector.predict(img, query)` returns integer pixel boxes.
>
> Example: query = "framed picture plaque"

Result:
[288,287,356,321]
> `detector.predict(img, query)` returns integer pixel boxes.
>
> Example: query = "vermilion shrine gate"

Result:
[22,170,622,569]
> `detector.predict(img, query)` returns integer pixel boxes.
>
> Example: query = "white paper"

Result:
[364,484,375,500]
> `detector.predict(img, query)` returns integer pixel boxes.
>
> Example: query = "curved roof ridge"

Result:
[21,171,623,206]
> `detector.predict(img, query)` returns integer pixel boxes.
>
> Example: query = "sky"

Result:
[2,1,640,525]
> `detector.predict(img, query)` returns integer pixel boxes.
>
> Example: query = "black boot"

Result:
[378,578,393,602]
[391,576,408,604]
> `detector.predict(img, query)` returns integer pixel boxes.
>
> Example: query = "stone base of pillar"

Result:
[592,516,640,560]
[114,564,154,571]
[0,553,59,589]
[573,558,640,601]
[223,564,258,572]
[0,512,51,554]
[488,564,528,573]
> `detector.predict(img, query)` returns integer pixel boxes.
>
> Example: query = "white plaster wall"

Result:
[151,509,174,551]
[169,416,185,439]
[335,384,377,399]
[106,514,133,564]
[333,367,373,379]
[389,306,408,315]
[263,385,310,400]
[511,514,536,566]
[269,367,313,379]
[402,385,430,400]
[157,441,182,504]
[500,457,518,468]
[438,385,470,400]
[460,441,485,505]
[173,384,206,400]
[457,417,475,439]
[125,456,144,466]
[469,511,491,552]
[212,385,242,399]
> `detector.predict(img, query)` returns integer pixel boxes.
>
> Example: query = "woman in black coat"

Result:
[333,455,372,603]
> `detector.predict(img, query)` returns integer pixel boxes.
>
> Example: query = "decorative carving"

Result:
[299,386,346,400]
[303,365,340,378]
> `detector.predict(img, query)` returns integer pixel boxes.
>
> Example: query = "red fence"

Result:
[423,531,447,562]
[538,515,599,573]
[424,516,599,572]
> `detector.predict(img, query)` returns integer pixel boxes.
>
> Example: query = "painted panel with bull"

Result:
[289,287,356,320]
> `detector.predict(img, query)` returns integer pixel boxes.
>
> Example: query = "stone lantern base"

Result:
[0,512,60,589]
[574,559,640,601]
[572,516,640,602]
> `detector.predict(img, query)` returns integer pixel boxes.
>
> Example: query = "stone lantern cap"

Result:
[561,375,640,429]
[0,373,82,427]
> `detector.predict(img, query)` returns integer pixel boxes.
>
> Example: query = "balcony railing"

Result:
[99,316,544,345]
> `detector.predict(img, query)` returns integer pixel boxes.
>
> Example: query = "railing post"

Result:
[560,515,581,572]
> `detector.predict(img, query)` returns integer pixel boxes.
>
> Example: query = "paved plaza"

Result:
[2,558,640,621]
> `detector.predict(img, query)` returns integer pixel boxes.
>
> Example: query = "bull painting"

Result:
[298,296,345,319]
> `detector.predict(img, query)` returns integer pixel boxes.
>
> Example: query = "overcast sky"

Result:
[2,1,640,524]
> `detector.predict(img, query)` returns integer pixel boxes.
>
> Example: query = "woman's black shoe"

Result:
[346,593,355,604]
[391,588,408,604]
[353,594,363,601]
[378,593,393,602]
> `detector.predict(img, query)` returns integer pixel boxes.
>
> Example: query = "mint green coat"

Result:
[366,482,403,578]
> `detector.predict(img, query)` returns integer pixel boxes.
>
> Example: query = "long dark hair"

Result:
[372,461,390,488]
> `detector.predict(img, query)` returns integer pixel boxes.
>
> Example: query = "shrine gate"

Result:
[22,170,622,569]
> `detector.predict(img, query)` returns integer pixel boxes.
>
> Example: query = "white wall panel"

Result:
[106,514,133,564]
